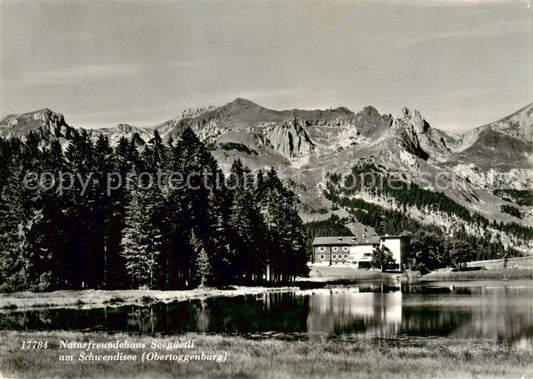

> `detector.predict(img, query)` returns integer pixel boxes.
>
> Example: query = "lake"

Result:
[1,280,531,347]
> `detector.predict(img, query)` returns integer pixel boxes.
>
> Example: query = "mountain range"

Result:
[1,99,531,251]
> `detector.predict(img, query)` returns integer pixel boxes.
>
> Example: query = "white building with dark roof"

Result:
[312,235,408,270]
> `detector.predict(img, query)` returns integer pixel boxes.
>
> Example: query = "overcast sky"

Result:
[1,1,531,132]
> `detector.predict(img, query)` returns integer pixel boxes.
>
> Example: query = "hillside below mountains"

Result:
[1,99,531,251]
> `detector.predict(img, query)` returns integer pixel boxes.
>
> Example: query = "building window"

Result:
[332,247,338,252]
[364,253,372,257]
[320,254,325,260]
[343,247,348,251]
[332,254,337,259]
[319,246,326,252]
[344,254,348,258]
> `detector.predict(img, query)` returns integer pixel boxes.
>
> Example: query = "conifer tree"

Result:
[258,167,309,282]
[190,230,212,287]
[205,190,233,284]
[120,172,164,289]
[0,137,54,290]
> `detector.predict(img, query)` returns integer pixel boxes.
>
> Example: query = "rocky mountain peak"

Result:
[361,105,380,118]
[478,103,532,140]
[177,106,216,121]
[400,107,429,134]
[390,107,451,161]
[0,108,72,140]
[230,97,259,107]
[334,106,353,114]
[391,113,428,160]
[222,98,265,114]
[353,106,392,138]
[0,101,530,230]
[116,124,136,133]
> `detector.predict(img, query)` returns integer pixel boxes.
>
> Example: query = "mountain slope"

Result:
[440,104,532,192]
[1,99,531,251]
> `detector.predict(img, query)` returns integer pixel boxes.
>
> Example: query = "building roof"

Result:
[356,241,380,245]
[312,236,380,246]
[381,234,410,239]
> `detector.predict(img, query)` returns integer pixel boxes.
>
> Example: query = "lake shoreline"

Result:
[419,268,533,281]
[0,330,530,379]
[0,286,299,311]
[1,267,532,311]
[308,264,533,281]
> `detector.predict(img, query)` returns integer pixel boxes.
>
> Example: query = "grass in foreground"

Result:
[0,331,531,379]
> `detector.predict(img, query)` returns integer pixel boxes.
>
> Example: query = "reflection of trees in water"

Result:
[0,311,30,329]
[202,293,307,333]
[358,285,401,293]
[195,299,210,332]
[373,292,402,336]
[400,307,472,336]
[0,309,54,330]
[37,310,53,326]
[400,284,453,294]
[0,284,530,345]
[303,284,531,342]
[397,285,533,348]
[122,293,308,334]
[122,300,209,334]
[126,306,158,334]
[448,286,533,347]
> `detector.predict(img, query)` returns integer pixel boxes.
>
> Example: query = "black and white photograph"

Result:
[0,1,531,378]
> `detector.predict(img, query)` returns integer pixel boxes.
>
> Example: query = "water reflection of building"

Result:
[305,288,402,337]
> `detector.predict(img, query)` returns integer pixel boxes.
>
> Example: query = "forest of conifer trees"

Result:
[0,128,309,292]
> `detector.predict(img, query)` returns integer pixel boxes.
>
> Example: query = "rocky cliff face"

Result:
[0,108,74,141]
[390,108,430,160]
[259,119,315,158]
[391,107,451,162]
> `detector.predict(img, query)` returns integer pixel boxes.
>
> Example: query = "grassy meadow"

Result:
[420,268,533,281]
[0,331,531,379]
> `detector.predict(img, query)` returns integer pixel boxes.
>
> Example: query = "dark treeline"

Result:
[308,213,518,275]
[324,176,524,273]
[493,189,533,207]
[0,128,308,292]
[501,204,522,219]
[334,161,533,240]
